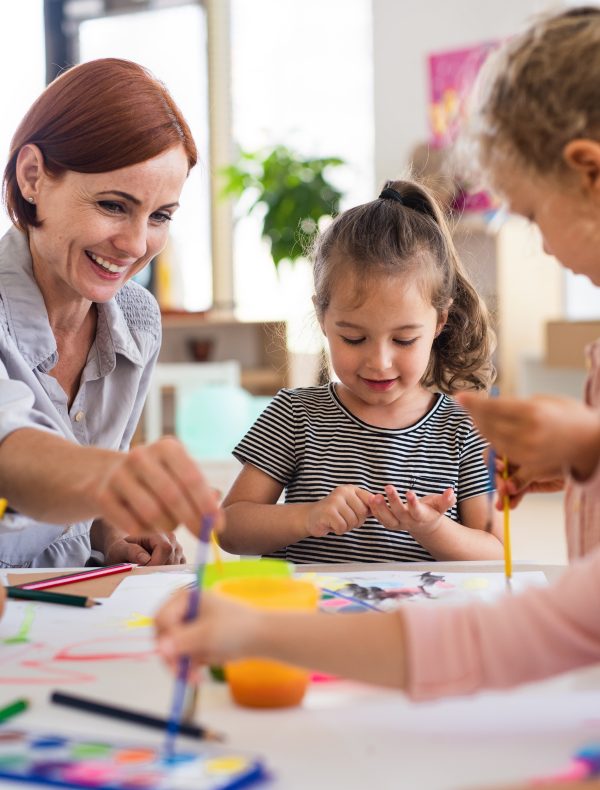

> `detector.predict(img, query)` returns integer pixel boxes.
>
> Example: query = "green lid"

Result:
[203,558,293,589]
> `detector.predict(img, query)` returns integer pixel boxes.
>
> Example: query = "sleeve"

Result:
[0,361,63,445]
[233,388,296,485]
[457,420,490,502]
[402,547,600,701]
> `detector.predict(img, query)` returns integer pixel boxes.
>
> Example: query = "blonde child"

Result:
[156,7,600,699]
[220,179,503,563]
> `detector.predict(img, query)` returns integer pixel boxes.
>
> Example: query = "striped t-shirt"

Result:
[233,383,490,564]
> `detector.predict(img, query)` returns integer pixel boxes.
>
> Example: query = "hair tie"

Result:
[379,187,404,204]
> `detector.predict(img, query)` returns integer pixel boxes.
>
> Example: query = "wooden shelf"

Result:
[158,313,288,395]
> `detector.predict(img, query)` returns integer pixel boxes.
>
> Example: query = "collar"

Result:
[0,226,143,372]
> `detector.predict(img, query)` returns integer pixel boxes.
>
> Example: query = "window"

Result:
[77,3,212,311]
[0,2,45,236]
[230,0,374,349]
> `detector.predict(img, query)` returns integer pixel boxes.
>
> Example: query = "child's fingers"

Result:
[383,485,409,520]
[369,494,401,530]
[404,490,425,518]
[154,588,190,637]
[355,487,374,511]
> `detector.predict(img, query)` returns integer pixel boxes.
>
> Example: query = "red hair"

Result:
[3,58,198,230]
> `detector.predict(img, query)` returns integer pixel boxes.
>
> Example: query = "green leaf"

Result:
[219,143,345,267]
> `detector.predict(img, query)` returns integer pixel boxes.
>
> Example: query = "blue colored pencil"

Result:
[485,445,497,533]
[320,586,382,612]
[164,515,214,758]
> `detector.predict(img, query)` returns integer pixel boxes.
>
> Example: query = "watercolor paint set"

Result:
[0,728,267,789]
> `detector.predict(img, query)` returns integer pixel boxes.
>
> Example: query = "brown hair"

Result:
[473,7,600,177]
[312,179,495,393]
[3,58,198,230]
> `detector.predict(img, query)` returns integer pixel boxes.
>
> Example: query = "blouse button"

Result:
[74,411,85,422]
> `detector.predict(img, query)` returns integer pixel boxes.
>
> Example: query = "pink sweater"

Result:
[404,545,600,700]
[405,343,600,701]
[565,339,600,559]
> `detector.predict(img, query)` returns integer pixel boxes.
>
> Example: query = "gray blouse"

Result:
[0,226,161,567]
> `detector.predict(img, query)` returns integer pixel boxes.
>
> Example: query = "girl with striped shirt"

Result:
[220,180,503,563]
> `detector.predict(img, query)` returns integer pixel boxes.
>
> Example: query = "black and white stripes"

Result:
[233,383,490,564]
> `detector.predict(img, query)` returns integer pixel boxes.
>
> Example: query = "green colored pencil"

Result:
[0,697,29,723]
[6,587,99,608]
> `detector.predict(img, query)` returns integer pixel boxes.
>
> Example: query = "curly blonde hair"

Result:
[473,7,600,176]
[312,179,496,393]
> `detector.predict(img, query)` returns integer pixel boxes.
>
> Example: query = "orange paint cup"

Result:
[213,576,319,709]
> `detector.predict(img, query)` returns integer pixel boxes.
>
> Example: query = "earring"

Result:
[27,197,34,204]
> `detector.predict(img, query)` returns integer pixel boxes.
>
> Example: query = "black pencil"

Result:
[50,691,222,741]
[6,587,99,608]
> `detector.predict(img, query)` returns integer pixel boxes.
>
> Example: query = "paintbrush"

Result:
[164,515,214,758]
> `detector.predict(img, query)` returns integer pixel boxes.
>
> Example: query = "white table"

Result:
[3,560,599,790]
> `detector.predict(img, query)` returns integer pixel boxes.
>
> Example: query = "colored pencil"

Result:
[6,587,99,608]
[320,587,383,612]
[164,516,214,758]
[50,691,221,741]
[0,698,29,724]
[484,446,497,533]
[0,498,7,519]
[502,455,512,583]
[17,563,135,591]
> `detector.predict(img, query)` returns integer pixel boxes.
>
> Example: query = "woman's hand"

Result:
[155,588,261,672]
[92,436,222,537]
[369,485,456,538]
[306,485,372,537]
[104,533,186,566]
[457,393,600,482]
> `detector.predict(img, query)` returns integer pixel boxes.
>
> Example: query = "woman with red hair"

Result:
[0,58,219,567]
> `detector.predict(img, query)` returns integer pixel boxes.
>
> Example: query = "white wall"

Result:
[372,0,563,186]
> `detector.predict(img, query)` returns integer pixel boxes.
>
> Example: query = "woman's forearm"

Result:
[0,428,116,522]
[220,501,313,554]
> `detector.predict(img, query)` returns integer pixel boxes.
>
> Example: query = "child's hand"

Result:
[155,588,261,673]
[369,485,456,538]
[496,457,565,510]
[457,392,600,482]
[306,485,372,537]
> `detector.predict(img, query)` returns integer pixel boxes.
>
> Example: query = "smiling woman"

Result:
[0,58,220,568]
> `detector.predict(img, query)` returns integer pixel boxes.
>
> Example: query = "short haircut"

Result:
[3,57,198,230]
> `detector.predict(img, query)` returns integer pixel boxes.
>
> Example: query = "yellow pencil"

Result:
[210,530,224,575]
[0,499,7,519]
[502,458,512,581]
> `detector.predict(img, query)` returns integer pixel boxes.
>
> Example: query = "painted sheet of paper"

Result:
[301,570,548,613]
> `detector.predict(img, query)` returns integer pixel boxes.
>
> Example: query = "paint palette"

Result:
[0,728,267,789]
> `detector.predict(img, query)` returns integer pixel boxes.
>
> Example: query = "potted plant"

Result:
[221,144,345,269]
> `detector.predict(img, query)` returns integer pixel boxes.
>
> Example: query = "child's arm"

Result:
[220,463,372,555]
[155,543,600,698]
[369,487,504,561]
[156,589,407,690]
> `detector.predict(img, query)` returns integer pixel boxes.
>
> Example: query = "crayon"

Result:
[6,587,99,608]
[18,563,135,591]
[0,698,29,724]
[50,691,221,741]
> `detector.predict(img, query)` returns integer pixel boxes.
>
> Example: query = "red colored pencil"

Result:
[17,563,135,591]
